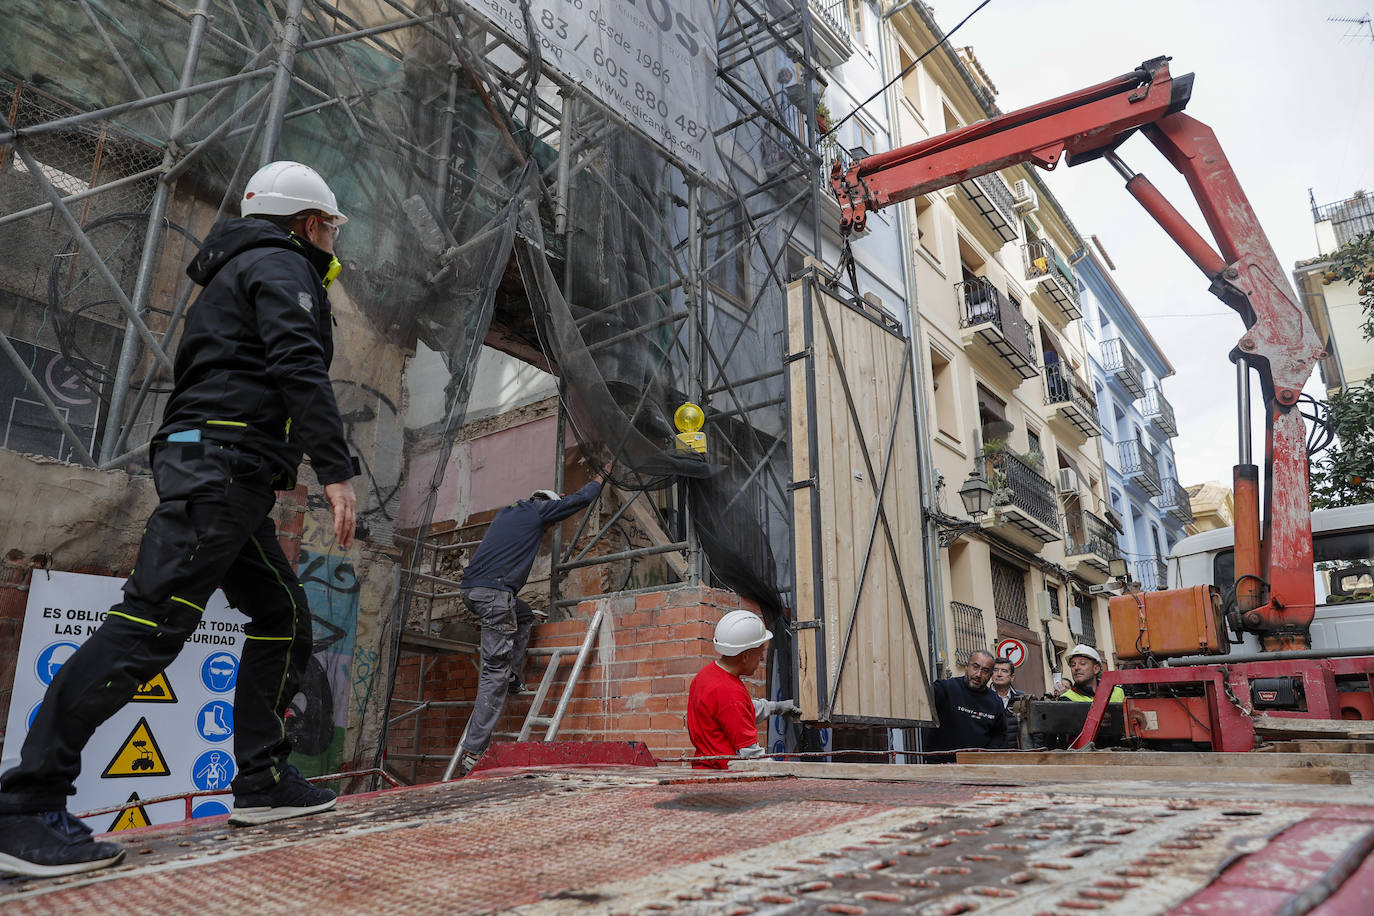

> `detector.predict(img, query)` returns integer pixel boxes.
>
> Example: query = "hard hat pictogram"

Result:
[101,717,171,778]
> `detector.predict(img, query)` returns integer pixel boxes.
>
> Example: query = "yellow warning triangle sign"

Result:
[101,716,171,778]
[107,792,151,832]
[130,671,177,704]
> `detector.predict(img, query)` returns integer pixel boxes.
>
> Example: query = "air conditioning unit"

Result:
[1012,178,1039,214]
[1068,605,1084,636]
[1057,467,1080,495]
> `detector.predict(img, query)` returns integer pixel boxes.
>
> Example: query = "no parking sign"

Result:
[995,637,1027,668]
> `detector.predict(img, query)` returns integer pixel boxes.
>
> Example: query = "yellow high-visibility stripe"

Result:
[251,535,300,752]
[245,634,292,641]
[108,610,158,628]
[206,420,248,428]
[170,596,205,614]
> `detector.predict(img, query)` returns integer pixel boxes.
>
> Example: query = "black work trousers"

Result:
[0,442,313,813]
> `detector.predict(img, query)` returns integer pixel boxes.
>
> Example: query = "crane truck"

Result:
[830,56,1374,751]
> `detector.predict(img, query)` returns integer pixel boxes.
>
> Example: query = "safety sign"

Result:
[108,792,151,833]
[101,717,171,778]
[132,671,178,703]
[1,571,250,829]
[995,637,1028,668]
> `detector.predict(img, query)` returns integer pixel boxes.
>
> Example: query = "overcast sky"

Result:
[950,0,1374,487]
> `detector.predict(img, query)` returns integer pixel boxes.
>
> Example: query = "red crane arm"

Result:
[832,57,1328,648]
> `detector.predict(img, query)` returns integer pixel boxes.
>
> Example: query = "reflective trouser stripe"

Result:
[170,595,204,614]
[107,610,158,628]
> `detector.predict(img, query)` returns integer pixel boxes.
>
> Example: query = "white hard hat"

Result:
[713,609,772,656]
[1066,644,1103,666]
[242,161,347,224]
[530,489,560,501]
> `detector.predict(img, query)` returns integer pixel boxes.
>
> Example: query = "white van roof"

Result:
[1170,503,1374,559]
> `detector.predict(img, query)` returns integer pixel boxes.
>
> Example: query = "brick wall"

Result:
[386,585,767,783]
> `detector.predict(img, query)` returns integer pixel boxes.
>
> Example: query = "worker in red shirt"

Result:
[687,610,800,769]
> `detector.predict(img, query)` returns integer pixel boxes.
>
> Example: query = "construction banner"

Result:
[1,571,249,826]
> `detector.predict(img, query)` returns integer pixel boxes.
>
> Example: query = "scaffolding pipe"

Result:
[261,0,305,165]
[101,0,213,461]
[0,69,272,147]
[0,166,165,229]
[0,111,175,381]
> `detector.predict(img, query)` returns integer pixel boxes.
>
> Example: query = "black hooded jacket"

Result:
[160,217,353,487]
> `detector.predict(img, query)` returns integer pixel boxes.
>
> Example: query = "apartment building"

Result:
[1075,248,1190,593]
[885,6,1114,694]
[1293,190,1374,393]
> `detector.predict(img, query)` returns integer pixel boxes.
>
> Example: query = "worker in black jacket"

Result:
[925,650,1007,762]
[455,476,604,776]
[0,161,357,878]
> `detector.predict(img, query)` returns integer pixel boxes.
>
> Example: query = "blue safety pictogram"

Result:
[200,652,239,693]
[191,749,235,791]
[35,641,80,686]
[196,700,234,742]
[27,702,41,730]
[192,800,231,819]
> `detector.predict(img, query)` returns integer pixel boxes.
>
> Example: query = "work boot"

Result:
[228,765,337,827]
[508,673,530,695]
[0,811,126,878]
[456,750,482,777]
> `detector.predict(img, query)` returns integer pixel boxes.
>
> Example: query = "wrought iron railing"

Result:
[1313,192,1374,248]
[811,0,852,35]
[984,448,1060,533]
[951,600,988,667]
[1135,557,1169,591]
[1100,338,1144,398]
[1158,478,1194,525]
[1023,237,1079,303]
[1117,440,1162,494]
[1044,362,1097,416]
[1064,509,1120,561]
[1141,385,1177,437]
[956,277,1036,366]
[977,172,1017,225]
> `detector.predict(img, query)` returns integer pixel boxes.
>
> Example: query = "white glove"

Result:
[735,743,766,758]
[753,698,802,721]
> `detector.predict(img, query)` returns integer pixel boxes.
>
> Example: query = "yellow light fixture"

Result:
[673,402,707,454]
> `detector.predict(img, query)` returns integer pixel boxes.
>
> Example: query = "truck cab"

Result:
[1168,504,1374,654]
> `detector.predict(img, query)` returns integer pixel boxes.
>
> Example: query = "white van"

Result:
[1167,503,1374,653]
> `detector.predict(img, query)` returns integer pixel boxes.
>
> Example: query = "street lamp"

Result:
[929,469,996,547]
[957,469,993,519]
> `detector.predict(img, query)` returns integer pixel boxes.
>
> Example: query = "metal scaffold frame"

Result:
[0,0,845,776]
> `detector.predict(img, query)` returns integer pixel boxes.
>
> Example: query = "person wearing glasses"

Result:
[924,649,1007,762]
[0,161,356,878]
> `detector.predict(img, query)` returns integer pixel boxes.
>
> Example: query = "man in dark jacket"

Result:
[454,476,604,776]
[925,650,1006,762]
[0,161,357,878]
[990,656,1023,747]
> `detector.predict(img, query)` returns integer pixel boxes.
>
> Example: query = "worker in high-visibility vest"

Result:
[1056,644,1125,703]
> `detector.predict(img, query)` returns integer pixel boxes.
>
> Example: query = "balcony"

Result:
[1158,478,1194,526]
[1118,440,1162,497]
[1135,557,1169,591]
[1141,385,1178,438]
[957,171,1019,244]
[807,1,856,69]
[1023,237,1081,322]
[981,449,1061,547]
[956,277,1039,382]
[1043,362,1101,440]
[1064,509,1121,584]
[1100,338,1145,399]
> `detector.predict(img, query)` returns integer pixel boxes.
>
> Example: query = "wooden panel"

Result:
[787,278,934,725]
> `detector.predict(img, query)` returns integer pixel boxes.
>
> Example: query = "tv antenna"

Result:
[1329,14,1374,43]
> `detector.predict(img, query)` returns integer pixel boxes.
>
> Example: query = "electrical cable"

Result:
[820,0,994,143]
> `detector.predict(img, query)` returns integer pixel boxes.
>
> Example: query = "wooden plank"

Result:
[956,750,1374,771]
[735,760,1352,786]
[786,282,818,720]
[1259,740,1374,755]
[815,291,843,717]
[845,302,881,720]
[1252,715,1374,740]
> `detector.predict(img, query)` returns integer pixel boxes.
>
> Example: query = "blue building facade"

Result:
[1074,249,1190,589]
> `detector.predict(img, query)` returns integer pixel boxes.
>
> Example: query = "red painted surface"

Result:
[1072,657,1374,750]
[468,740,657,774]
[1171,808,1374,915]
